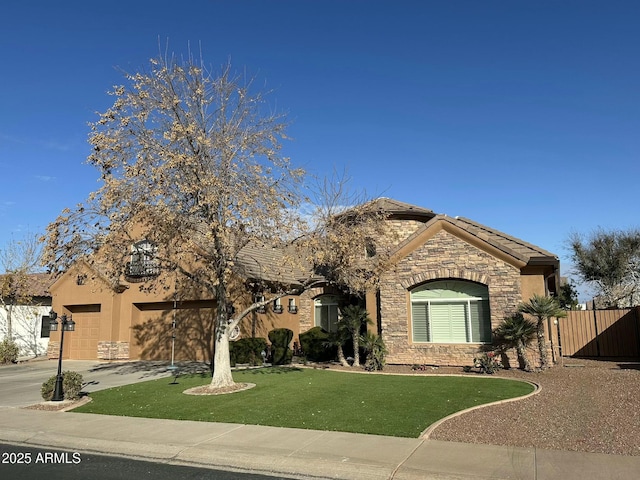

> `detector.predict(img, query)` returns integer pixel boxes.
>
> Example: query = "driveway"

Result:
[0,359,208,408]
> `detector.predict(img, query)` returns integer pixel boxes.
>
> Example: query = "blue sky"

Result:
[1,1,638,299]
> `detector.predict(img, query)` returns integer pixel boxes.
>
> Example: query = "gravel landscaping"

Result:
[377,358,640,456]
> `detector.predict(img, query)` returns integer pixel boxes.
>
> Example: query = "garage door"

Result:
[67,311,101,360]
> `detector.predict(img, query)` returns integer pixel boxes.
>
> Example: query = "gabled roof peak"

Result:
[369,197,435,218]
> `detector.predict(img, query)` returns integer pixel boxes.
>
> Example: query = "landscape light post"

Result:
[48,310,75,401]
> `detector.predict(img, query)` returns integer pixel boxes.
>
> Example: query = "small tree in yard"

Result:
[42,49,386,391]
[493,313,537,372]
[360,331,386,371]
[338,304,371,368]
[518,294,566,370]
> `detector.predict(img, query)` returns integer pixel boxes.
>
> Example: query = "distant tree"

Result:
[518,294,566,370]
[42,49,386,391]
[557,279,580,311]
[0,234,42,341]
[568,228,640,308]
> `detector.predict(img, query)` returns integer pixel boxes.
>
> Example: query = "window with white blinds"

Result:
[411,280,491,343]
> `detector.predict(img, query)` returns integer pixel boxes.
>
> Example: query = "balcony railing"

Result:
[125,260,160,279]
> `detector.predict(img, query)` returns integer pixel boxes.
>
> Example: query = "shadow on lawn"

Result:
[89,361,211,377]
[244,366,303,375]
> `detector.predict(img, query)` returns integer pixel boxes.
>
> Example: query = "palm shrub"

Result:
[338,305,372,367]
[268,328,294,365]
[493,313,537,371]
[518,294,567,370]
[360,332,387,371]
[323,328,350,367]
[41,371,84,401]
[0,338,19,364]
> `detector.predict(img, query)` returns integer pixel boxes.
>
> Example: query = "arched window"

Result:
[410,280,491,343]
[314,295,340,332]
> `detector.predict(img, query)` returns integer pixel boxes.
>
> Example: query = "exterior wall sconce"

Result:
[48,310,75,402]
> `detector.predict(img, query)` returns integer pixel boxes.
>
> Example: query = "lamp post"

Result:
[49,310,75,402]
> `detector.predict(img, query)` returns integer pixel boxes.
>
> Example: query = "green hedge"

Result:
[299,327,336,362]
[230,337,268,366]
[0,338,19,364]
[268,328,293,365]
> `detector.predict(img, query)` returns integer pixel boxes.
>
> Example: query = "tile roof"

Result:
[235,242,312,286]
[398,214,558,265]
[371,197,435,217]
[0,272,53,298]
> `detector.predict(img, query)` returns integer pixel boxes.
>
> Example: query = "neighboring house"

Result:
[0,273,53,358]
[48,198,559,366]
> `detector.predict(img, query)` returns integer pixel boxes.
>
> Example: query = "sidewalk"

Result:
[0,407,638,480]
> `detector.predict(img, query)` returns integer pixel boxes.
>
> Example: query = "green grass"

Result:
[73,367,534,437]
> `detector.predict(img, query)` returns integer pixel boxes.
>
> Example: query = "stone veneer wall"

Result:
[380,229,522,366]
[46,341,60,359]
[382,219,427,248]
[97,341,130,360]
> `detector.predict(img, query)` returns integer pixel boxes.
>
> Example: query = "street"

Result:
[0,443,301,480]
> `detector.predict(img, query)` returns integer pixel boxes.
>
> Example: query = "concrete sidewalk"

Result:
[0,407,638,480]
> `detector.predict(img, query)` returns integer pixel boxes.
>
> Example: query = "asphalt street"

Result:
[0,443,297,480]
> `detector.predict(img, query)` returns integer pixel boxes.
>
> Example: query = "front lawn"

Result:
[72,367,534,437]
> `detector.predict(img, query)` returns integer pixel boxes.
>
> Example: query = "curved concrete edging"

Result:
[420,375,541,439]
[298,365,542,440]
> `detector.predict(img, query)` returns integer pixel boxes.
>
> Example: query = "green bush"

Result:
[41,371,84,401]
[0,338,19,364]
[229,337,268,366]
[268,328,293,365]
[299,327,336,362]
[360,332,387,371]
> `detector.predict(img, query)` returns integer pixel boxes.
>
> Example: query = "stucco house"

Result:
[48,198,559,366]
[0,273,53,358]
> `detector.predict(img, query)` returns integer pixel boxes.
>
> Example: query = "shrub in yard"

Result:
[473,351,502,374]
[360,332,387,371]
[268,328,293,365]
[229,337,268,366]
[41,371,84,401]
[0,338,20,364]
[299,327,336,362]
[493,313,537,372]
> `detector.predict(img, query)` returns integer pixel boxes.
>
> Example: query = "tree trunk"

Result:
[6,305,12,340]
[516,340,532,372]
[352,334,360,367]
[536,320,548,370]
[210,326,235,388]
[209,282,236,389]
[337,344,349,367]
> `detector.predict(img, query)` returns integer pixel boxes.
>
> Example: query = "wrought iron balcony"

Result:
[125,260,160,279]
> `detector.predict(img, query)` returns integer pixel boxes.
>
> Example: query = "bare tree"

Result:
[42,49,385,390]
[568,228,640,308]
[0,233,42,341]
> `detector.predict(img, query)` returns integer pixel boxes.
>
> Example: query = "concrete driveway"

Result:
[0,359,209,407]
